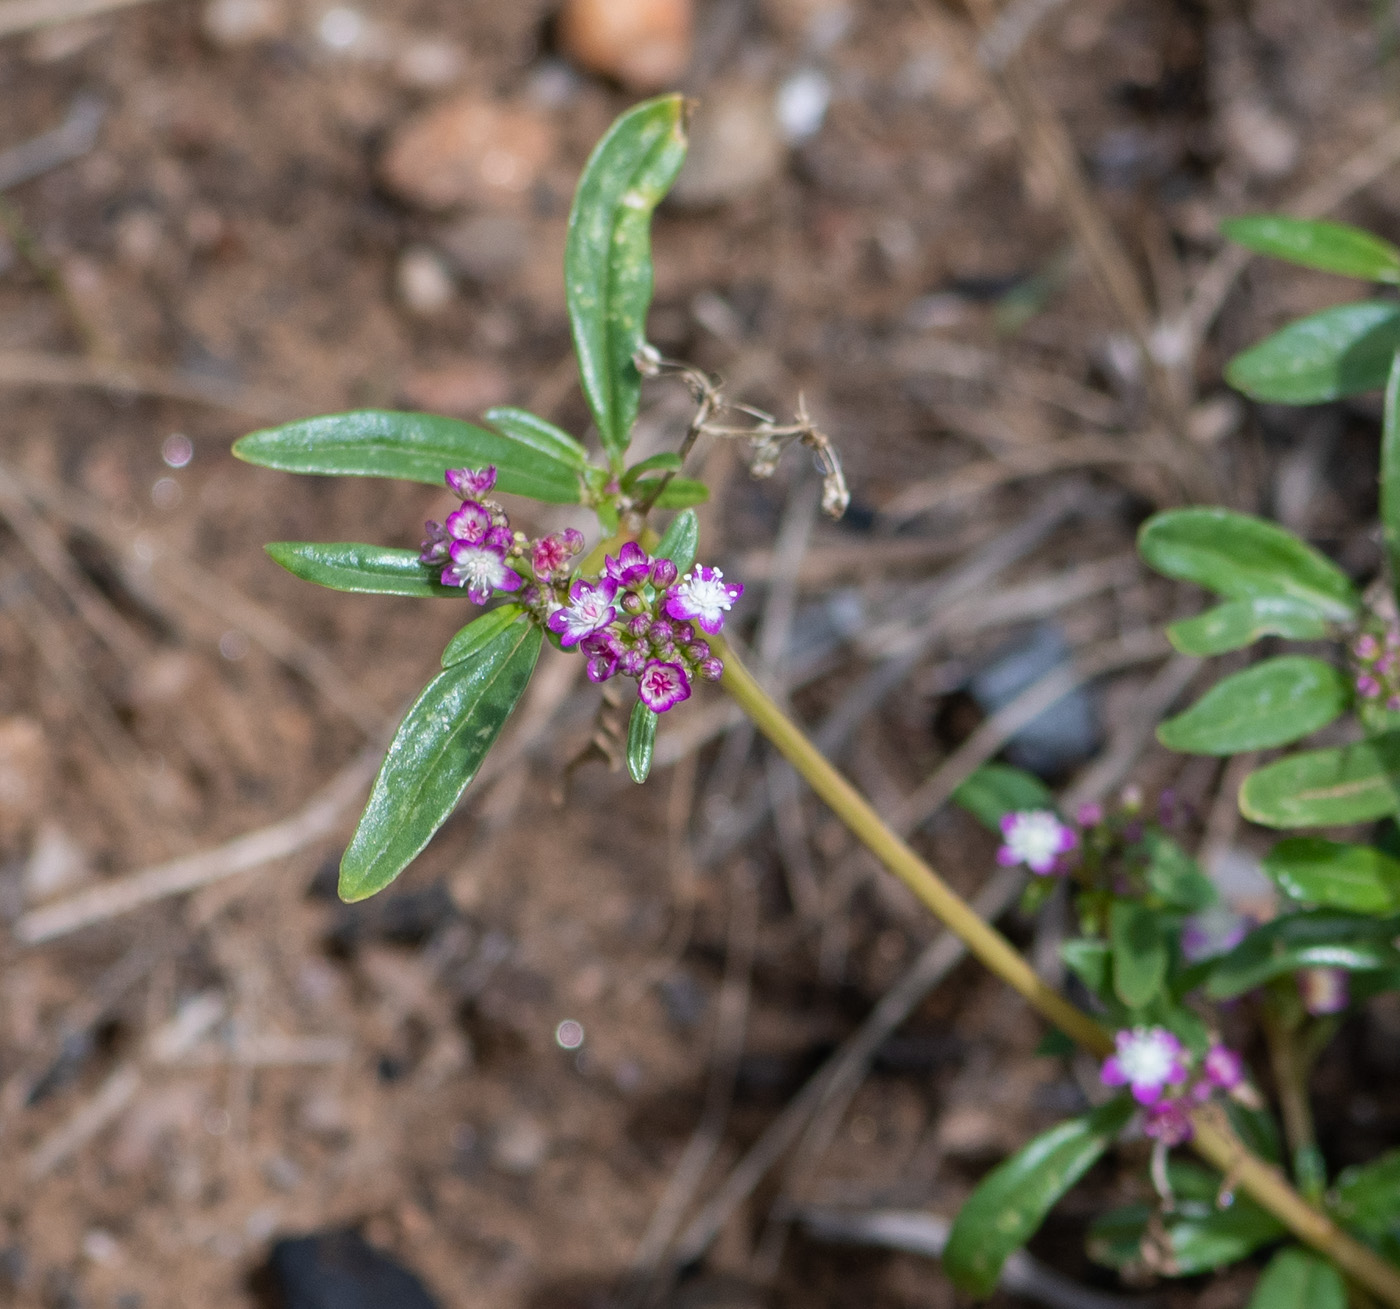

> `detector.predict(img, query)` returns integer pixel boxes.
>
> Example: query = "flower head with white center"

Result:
[637,659,691,712]
[441,539,524,605]
[547,577,618,648]
[665,566,744,635]
[996,809,1077,875]
[1101,1026,1190,1107]
[446,499,492,544]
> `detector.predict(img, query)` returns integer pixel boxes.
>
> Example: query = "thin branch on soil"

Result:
[13,746,381,943]
[0,0,163,39]
[0,95,104,192]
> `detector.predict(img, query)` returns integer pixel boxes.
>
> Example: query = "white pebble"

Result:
[775,68,831,143]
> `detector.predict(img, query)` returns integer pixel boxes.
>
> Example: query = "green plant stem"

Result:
[716,636,1400,1307]
[1263,1001,1326,1203]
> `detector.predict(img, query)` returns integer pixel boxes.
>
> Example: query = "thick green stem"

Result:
[716,637,1400,1307]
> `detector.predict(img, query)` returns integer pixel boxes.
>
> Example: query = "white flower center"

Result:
[455,548,500,586]
[1005,811,1066,866]
[685,572,733,616]
[1118,1030,1178,1085]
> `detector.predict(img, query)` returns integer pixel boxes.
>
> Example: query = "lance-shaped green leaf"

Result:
[654,508,699,575]
[1139,509,1359,620]
[1223,216,1400,284]
[649,476,709,508]
[265,541,461,597]
[943,1097,1134,1296]
[620,451,683,492]
[1383,352,1400,591]
[1246,1248,1346,1309]
[1060,938,1113,1001]
[1088,1164,1285,1277]
[340,614,542,901]
[1333,1150,1400,1238]
[483,406,589,469]
[1203,910,1400,999]
[1167,596,1331,656]
[1263,838,1400,915]
[952,763,1053,832]
[627,700,658,784]
[565,94,688,468]
[1225,301,1400,403]
[1157,657,1350,756]
[441,604,527,668]
[1109,900,1167,1008]
[1240,733,1400,828]
[1143,833,1215,911]
[235,410,584,503]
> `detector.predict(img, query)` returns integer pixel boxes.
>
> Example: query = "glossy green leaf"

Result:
[654,508,699,575]
[483,406,588,470]
[441,604,527,668]
[952,764,1054,832]
[340,614,542,901]
[1109,899,1167,1008]
[1142,833,1215,911]
[1333,1150,1400,1236]
[1204,910,1400,999]
[1060,938,1112,1001]
[1166,596,1331,656]
[1225,301,1400,403]
[649,476,709,508]
[1263,838,1400,915]
[1139,509,1359,621]
[943,1097,1134,1296]
[565,94,688,468]
[1223,216,1400,284]
[1240,733,1400,828]
[265,541,459,597]
[1246,1248,1346,1309]
[627,700,658,784]
[1157,657,1350,756]
[1383,353,1400,591]
[1088,1164,1285,1277]
[234,410,585,503]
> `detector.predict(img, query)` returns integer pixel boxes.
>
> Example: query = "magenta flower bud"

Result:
[1356,633,1380,659]
[685,640,710,663]
[648,620,675,647]
[628,614,652,639]
[1141,1098,1193,1146]
[1202,1044,1244,1092]
[604,541,653,588]
[619,649,648,676]
[1298,967,1349,1016]
[698,656,723,681]
[1389,694,1400,712]
[650,558,678,588]
[1075,802,1103,828]
[420,520,450,566]
[1358,674,1382,699]
[621,592,647,616]
[446,466,497,498]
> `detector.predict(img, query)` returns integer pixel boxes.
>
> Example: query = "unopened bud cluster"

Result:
[421,467,743,712]
[1350,626,1400,710]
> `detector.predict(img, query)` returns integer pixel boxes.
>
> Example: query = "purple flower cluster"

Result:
[1101,1026,1245,1145]
[1351,627,1400,711]
[541,542,740,712]
[421,468,743,714]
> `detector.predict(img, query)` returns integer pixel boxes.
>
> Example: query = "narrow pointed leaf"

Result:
[1166,596,1330,655]
[1246,1248,1345,1309]
[1263,838,1400,915]
[441,604,526,667]
[627,700,658,784]
[1139,509,1359,620]
[1143,833,1215,911]
[1223,216,1400,284]
[340,614,542,901]
[1203,910,1400,999]
[483,406,589,469]
[1157,656,1350,756]
[1240,734,1400,828]
[647,476,709,508]
[943,1097,1134,1296]
[620,451,683,492]
[1225,301,1400,403]
[952,763,1053,831]
[235,410,584,503]
[1333,1150,1400,1236]
[1383,352,1400,590]
[654,508,699,575]
[1109,899,1167,1008]
[266,541,461,597]
[566,94,688,467]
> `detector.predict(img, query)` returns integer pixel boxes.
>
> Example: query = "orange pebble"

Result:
[557,0,693,92]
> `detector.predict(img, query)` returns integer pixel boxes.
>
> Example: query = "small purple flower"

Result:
[1356,633,1380,659]
[420,520,450,567]
[1141,1097,1194,1146]
[666,565,743,635]
[1180,904,1249,963]
[1075,802,1103,828]
[1358,674,1382,699]
[1298,967,1349,1016]
[605,541,653,588]
[996,810,1077,876]
[637,660,691,712]
[587,653,618,682]
[1201,1044,1244,1093]
[441,539,524,604]
[446,466,497,498]
[446,499,492,545]
[531,528,585,582]
[1101,1026,1190,1107]
[547,576,618,648]
[698,656,724,681]
[650,557,678,588]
